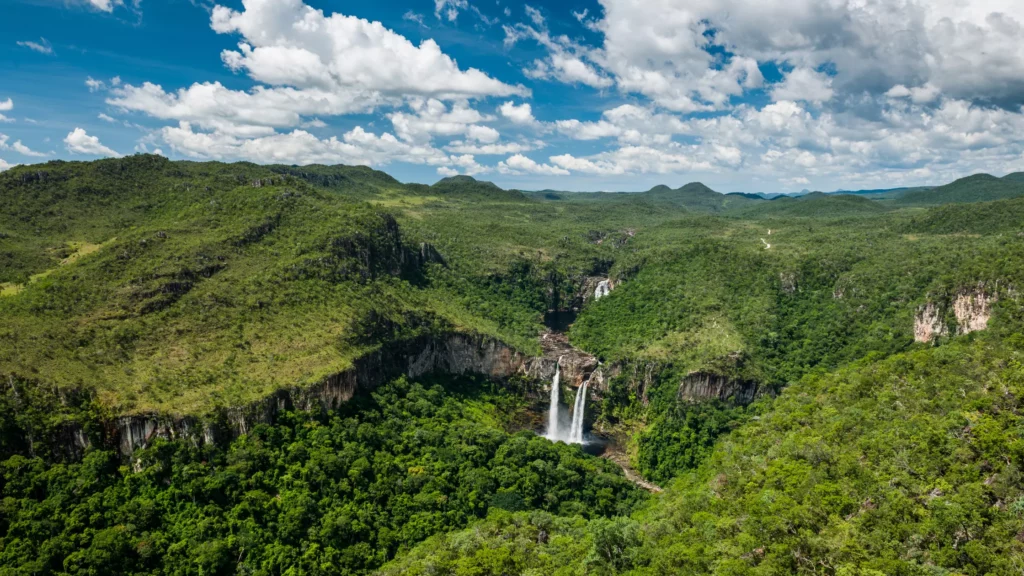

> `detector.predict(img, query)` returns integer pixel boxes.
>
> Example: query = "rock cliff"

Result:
[914,285,998,343]
[100,333,557,457]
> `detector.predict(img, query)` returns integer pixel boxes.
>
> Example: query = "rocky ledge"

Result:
[107,332,558,457]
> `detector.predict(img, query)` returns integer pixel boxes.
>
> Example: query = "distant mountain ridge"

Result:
[897,173,1024,205]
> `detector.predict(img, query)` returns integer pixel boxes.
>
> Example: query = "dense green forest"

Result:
[2,156,1024,574]
[0,377,642,575]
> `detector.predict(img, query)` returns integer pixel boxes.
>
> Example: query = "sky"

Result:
[2,0,1024,192]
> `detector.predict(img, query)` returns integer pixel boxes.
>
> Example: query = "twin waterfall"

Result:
[545,357,593,444]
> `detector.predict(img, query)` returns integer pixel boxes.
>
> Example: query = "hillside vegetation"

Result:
[897,174,1024,205]
[381,335,1024,575]
[3,156,1024,575]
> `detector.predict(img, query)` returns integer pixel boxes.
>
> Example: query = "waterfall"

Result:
[545,358,562,440]
[568,375,591,444]
[595,280,611,300]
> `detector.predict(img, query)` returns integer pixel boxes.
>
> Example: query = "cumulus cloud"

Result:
[554,104,689,144]
[211,0,525,99]
[388,99,497,144]
[0,98,11,123]
[158,121,487,175]
[0,158,14,172]
[771,68,834,104]
[64,128,120,157]
[885,83,942,104]
[592,0,1024,110]
[108,81,385,137]
[498,153,569,175]
[0,134,48,157]
[498,101,538,126]
[17,38,53,55]
[86,77,106,92]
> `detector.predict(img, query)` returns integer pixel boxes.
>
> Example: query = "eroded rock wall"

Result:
[99,333,559,457]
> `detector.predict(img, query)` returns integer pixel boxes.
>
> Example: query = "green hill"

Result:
[728,192,886,218]
[897,173,1024,205]
[0,156,543,416]
[903,195,1024,235]
[643,182,761,212]
[1002,172,1024,182]
[429,175,527,201]
[4,158,1024,575]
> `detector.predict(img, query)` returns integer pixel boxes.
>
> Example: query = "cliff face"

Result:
[540,331,599,389]
[914,302,948,343]
[678,372,761,404]
[953,287,996,335]
[914,285,998,343]
[104,333,556,457]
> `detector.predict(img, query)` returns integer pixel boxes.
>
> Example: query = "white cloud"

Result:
[98,113,117,122]
[403,11,425,26]
[554,104,689,144]
[497,153,569,175]
[771,68,834,104]
[550,144,714,176]
[593,0,1024,109]
[445,140,539,155]
[0,135,48,158]
[86,77,106,92]
[108,81,385,137]
[886,83,942,104]
[524,5,544,26]
[0,98,11,123]
[498,101,537,125]
[387,99,497,144]
[434,0,467,21]
[17,38,53,55]
[158,121,487,175]
[211,0,525,99]
[572,8,601,32]
[504,21,612,89]
[549,153,625,175]
[0,158,14,172]
[87,0,122,12]
[64,128,120,157]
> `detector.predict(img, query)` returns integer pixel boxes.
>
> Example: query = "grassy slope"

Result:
[0,159,561,415]
[5,158,1024,419]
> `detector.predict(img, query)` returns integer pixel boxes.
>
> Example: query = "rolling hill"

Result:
[897,173,1024,205]
[3,157,1024,575]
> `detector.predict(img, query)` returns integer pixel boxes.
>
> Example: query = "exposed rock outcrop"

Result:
[678,371,762,404]
[102,333,559,457]
[915,285,998,343]
[953,287,996,335]
[914,302,948,343]
[540,331,599,389]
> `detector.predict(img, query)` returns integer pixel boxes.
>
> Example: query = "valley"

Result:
[2,156,1024,574]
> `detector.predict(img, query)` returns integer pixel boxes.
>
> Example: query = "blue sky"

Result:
[3,0,1024,192]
